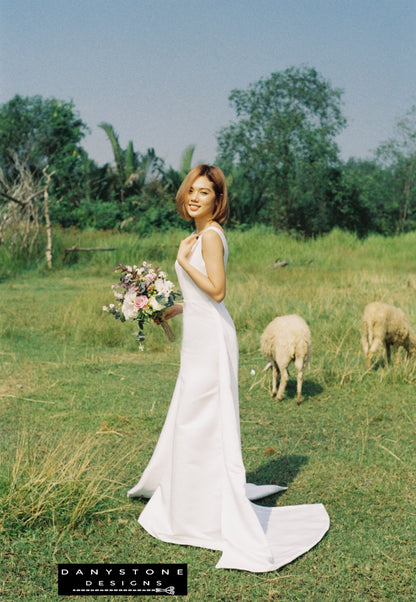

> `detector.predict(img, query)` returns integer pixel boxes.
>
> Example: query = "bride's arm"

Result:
[177,230,226,303]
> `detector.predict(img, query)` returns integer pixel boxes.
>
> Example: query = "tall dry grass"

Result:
[1,429,134,532]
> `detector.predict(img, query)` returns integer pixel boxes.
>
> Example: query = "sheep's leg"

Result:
[385,342,391,364]
[271,362,279,397]
[275,366,289,401]
[366,337,382,369]
[361,332,369,359]
[295,357,305,405]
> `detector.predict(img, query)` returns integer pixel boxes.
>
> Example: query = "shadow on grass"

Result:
[283,378,323,400]
[128,455,308,506]
[369,359,388,371]
[246,455,309,505]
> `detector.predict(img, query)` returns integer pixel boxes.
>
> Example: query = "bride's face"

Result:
[186,176,217,221]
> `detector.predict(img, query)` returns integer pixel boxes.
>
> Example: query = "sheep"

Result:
[260,314,311,405]
[361,301,416,368]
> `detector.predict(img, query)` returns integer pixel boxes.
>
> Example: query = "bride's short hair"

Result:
[176,164,229,224]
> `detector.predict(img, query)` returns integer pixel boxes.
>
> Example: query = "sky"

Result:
[1,0,415,170]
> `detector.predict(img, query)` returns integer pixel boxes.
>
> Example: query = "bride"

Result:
[127,164,329,572]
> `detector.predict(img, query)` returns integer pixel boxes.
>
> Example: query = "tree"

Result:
[375,105,416,233]
[336,159,392,237]
[0,95,91,227]
[216,66,346,234]
[0,95,87,177]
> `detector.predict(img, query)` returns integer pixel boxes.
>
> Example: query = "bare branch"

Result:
[0,155,51,255]
[0,188,44,206]
[0,190,26,207]
[267,259,290,269]
[43,168,55,269]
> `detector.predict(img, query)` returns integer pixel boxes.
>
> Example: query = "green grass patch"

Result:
[1,227,416,600]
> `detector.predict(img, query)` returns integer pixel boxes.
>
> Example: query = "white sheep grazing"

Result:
[361,301,416,368]
[260,314,311,405]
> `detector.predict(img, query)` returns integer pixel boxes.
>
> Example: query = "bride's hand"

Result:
[177,233,198,266]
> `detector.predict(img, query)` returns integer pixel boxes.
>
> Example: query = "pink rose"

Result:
[134,295,148,309]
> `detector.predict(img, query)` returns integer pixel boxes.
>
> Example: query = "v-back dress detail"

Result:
[127,227,329,572]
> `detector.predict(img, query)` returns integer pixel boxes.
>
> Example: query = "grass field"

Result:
[1,227,416,600]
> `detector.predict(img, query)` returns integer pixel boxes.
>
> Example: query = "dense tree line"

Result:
[1,67,415,241]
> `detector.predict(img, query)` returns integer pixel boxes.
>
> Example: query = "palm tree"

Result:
[163,144,196,194]
[99,123,128,194]
[179,144,195,178]
[99,123,164,203]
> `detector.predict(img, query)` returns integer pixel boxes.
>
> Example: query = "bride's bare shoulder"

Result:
[211,222,224,234]
[203,223,225,238]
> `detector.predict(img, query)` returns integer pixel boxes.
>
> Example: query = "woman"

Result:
[128,165,329,572]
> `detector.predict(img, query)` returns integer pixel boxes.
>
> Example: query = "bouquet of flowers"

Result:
[103,261,181,345]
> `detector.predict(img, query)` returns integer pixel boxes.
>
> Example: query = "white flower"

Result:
[109,303,115,309]
[250,369,256,375]
[155,278,174,296]
[103,305,108,312]
[148,296,165,311]
[121,289,139,320]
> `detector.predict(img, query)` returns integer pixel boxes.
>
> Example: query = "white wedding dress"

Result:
[127,227,329,572]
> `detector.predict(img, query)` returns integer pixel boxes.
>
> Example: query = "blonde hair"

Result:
[176,164,229,224]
